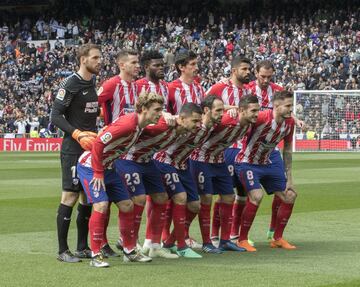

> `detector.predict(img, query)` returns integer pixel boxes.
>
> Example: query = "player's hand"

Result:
[295,119,306,131]
[227,108,238,119]
[72,129,98,151]
[90,176,106,191]
[162,112,176,126]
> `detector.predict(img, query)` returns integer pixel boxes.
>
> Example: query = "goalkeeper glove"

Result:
[72,129,98,151]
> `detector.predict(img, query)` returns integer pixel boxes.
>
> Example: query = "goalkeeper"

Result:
[50,43,102,263]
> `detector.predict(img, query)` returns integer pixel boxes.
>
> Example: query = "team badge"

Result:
[93,191,99,198]
[100,132,112,144]
[56,89,66,101]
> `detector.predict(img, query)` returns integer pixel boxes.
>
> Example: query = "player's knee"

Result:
[249,190,263,205]
[117,199,134,213]
[151,192,168,204]
[172,192,187,205]
[235,195,247,204]
[93,201,109,213]
[61,191,79,207]
[132,195,146,206]
[221,194,235,204]
[200,194,212,205]
[78,192,90,205]
[286,190,297,203]
[187,200,200,214]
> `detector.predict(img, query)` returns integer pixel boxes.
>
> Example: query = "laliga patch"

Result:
[97,87,103,96]
[100,132,112,144]
[56,88,66,101]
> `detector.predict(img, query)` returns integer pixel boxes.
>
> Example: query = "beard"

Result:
[86,64,100,75]
[237,75,250,84]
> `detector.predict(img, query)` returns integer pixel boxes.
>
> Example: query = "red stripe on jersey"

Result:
[236,110,295,165]
[245,81,283,109]
[98,75,138,124]
[206,80,252,106]
[154,125,212,169]
[136,78,169,109]
[167,79,205,115]
[190,114,250,163]
[120,117,177,163]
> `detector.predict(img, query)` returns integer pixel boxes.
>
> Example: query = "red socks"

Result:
[230,201,246,237]
[133,204,145,241]
[149,202,167,244]
[270,195,282,231]
[184,209,197,239]
[211,201,221,238]
[161,200,173,242]
[220,202,233,241]
[166,203,186,249]
[118,210,135,251]
[239,201,259,241]
[101,205,111,247]
[89,210,107,254]
[274,202,294,240]
[145,196,153,240]
[198,203,211,244]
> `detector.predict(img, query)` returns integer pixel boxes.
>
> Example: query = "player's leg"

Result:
[56,153,82,262]
[77,164,110,268]
[235,163,264,252]
[210,197,221,246]
[76,191,92,257]
[99,203,119,258]
[267,150,285,240]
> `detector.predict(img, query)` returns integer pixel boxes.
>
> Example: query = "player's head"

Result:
[272,90,293,119]
[238,95,260,124]
[178,103,203,132]
[77,44,101,75]
[116,49,140,78]
[255,60,275,89]
[231,56,251,84]
[175,50,198,80]
[141,50,164,81]
[136,91,164,123]
[201,95,224,125]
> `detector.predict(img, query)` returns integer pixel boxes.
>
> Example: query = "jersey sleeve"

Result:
[166,84,176,114]
[206,83,223,98]
[91,116,136,177]
[283,119,295,144]
[50,86,76,134]
[98,79,117,125]
[143,117,172,136]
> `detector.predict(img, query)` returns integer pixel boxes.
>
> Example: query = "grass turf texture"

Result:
[0,152,359,287]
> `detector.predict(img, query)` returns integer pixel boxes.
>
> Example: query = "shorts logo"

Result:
[100,132,112,144]
[249,180,254,186]
[72,178,79,185]
[97,87,103,96]
[93,191,99,198]
[56,88,66,101]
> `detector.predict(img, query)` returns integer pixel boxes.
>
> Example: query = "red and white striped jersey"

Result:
[154,125,212,169]
[246,81,283,109]
[235,110,295,165]
[136,77,169,109]
[190,113,250,163]
[98,75,138,125]
[167,79,205,115]
[206,80,252,106]
[120,116,177,163]
[78,113,142,177]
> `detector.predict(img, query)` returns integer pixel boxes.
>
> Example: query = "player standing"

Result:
[77,92,164,267]
[235,90,297,252]
[51,44,101,262]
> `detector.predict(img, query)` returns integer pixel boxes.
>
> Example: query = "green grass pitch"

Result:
[0,152,359,287]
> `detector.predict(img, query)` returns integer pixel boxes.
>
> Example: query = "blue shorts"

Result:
[77,164,130,204]
[224,148,246,196]
[269,149,285,170]
[189,160,233,196]
[114,159,165,196]
[235,162,286,195]
[154,160,199,202]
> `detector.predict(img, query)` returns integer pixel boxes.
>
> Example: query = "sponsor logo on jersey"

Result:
[56,88,66,101]
[100,132,112,144]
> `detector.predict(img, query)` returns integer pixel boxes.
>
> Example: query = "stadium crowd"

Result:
[0,0,359,136]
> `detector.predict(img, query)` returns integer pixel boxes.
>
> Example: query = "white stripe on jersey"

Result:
[241,123,267,164]
[112,84,121,121]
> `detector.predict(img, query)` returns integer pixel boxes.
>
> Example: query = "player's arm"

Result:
[283,124,295,192]
[291,113,306,130]
[51,88,97,150]
[97,79,116,125]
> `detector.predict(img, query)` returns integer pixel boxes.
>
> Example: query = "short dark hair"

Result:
[175,50,197,74]
[231,56,251,69]
[77,43,100,63]
[179,102,202,117]
[141,50,163,67]
[255,60,274,72]
[272,90,293,102]
[116,49,138,61]
[201,95,222,110]
[239,95,259,109]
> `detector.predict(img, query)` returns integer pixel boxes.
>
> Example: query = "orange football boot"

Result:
[270,238,297,250]
[237,240,257,252]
